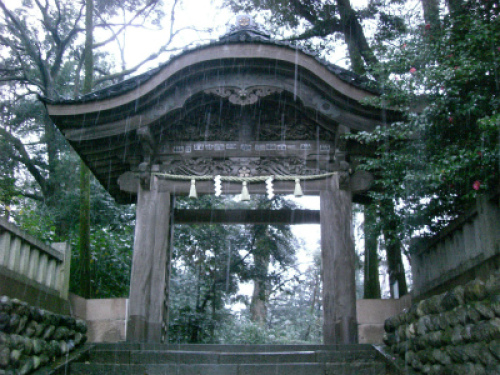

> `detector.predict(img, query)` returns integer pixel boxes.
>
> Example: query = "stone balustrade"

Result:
[411,192,500,299]
[0,217,70,304]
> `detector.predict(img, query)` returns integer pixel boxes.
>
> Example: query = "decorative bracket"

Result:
[137,126,155,188]
[204,86,283,106]
[137,126,155,165]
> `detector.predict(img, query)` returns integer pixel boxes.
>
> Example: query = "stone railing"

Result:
[0,217,71,313]
[411,191,500,298]
[383,275,500,374]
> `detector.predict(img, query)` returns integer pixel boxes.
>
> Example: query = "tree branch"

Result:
[92,0,159,49]
[285,18,343,41]
[93,40,200,86]
[0,126,48,194]
[0,0,52,94]
[20,191,44,202]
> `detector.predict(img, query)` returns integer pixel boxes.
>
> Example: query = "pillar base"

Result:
[126,315,162,342]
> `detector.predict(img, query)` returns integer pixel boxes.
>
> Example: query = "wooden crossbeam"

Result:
[173,209,320,225]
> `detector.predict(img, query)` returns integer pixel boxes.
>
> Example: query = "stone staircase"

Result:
[68,343,393,375]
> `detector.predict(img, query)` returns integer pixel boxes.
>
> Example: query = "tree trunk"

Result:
[78,0,94,299]
[336,0,378,74]
[446,0,464,17]
[421,0,440,27]
[345,39,365,75]
[303,265,320,341]
[250,251,270,325]
[43,118,59,200]
[380,201,408,298]
[363,204,381,299]
[79,163,91,298]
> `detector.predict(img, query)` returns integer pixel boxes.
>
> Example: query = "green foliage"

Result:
[214,252,323,344]
[350,0,499,235]
[12,158,135,299]
[169,195,305,343]
[70,225,134,298]
[13,192,134,299]
[217,318,269,344]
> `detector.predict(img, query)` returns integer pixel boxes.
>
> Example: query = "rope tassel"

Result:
[189,179,197,199]
[294,178,303,197]
[214,175,222,196]
[149,171,340,199]
[240,181,250,201]
[266,176,274,200]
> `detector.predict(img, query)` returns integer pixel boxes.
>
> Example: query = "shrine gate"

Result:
[43,16,397,345]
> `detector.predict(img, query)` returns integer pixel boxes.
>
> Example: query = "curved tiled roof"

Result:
[42,18,378,105]
[42,17,389,204]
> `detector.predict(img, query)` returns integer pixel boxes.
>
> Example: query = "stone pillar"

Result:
[127,177,172,342]
[320,175,358,344]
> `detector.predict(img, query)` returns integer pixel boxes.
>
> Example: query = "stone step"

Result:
[70,361,387,375]
[69,344,389,374]
[90,343,375,353]
[87,349,378,365]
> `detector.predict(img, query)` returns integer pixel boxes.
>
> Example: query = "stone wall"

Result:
[383,275,500,374]
[0,295,87,375]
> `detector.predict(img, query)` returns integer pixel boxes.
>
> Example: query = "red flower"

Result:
[410,67,417,74]
[477,151,482,158]
[473,180,481,191]
[448,116,453,123]
[425,24,431,30]
[402,43,407,49]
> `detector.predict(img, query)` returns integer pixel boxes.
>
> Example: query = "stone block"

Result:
[85,298,127,321]
[356,296,412,325]
[238,363,325,375]
[69,293,86,320]
[87,320,126,342]
[358,324,385,344]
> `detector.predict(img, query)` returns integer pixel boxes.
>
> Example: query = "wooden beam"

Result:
[320,175,358,345]
[118,172,340,195]
[173,209,320,225]
[127,178,172,343]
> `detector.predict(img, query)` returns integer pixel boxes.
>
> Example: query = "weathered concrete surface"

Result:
[70,294,411,344]
[70,294,127,342]
[357,295,412,344]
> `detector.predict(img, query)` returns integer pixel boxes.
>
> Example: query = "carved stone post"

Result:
[127,177,172,342]
[320,174,358,344]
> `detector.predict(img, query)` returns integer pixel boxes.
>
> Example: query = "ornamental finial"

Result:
[235,15,256,29]
[222,15,270,42]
